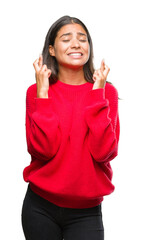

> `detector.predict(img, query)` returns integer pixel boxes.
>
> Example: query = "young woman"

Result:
[22,15,120,240]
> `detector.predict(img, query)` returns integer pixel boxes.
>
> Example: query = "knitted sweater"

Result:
[23,80,120,208]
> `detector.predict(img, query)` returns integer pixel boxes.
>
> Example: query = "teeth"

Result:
[68,53,82,56]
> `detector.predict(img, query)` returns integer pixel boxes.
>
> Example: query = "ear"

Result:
[49,45,55,57]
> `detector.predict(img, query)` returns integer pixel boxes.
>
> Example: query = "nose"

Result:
[70,38,80,49]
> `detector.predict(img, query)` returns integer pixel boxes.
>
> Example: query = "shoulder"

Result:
[26,83,37,94]
[105,82,118,101]
[26,83,37,98]
[26,84,37,113]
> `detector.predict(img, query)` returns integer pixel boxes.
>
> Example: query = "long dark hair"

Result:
[42,15,95,84]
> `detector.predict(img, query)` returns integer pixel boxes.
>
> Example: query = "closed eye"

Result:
[62,39,70,42]
[62,39,87,43]
[79,39,87,42]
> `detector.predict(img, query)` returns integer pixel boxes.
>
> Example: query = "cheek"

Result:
[55,42,68,52]
[84,44,90,59]
[54,44,68,60]
[87,44,90,54]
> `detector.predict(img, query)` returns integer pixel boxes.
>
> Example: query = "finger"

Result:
[93,69,99,76]
[103,65,110,78]
[93,71,97,80]
[33,59,40,72]
[93,71,102,81]
[40,64,47,74]
[47,69,52,78]
[96,69,104,78]
[93,70,100,79]
[100,59,105,72]
[93,73,96,81]
[94,74,101,81]
[38,54,43,68]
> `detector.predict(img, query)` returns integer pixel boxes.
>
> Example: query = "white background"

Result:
[0,0,141,239]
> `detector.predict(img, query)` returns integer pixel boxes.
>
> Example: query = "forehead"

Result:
[57,23,87,37]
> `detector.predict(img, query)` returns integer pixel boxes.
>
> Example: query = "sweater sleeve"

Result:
[26,85,61,161]
[84,83,120,163]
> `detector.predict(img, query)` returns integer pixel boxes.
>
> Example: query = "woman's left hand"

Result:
[92,60,110,90]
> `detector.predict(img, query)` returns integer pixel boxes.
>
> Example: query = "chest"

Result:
[51,92,87,135]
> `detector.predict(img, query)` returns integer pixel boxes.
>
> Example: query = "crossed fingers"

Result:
[93,59,110,82]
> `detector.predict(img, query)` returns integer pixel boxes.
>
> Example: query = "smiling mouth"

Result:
[68,52,83,56]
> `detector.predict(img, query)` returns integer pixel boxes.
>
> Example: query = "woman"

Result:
[22,15,120,240]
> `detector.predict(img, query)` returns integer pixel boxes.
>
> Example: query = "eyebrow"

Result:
[60,32,87,38]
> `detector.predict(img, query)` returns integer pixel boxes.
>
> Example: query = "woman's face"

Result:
[49,23,90,70]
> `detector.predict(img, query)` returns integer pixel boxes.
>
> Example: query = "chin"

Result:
[65,61,87,70]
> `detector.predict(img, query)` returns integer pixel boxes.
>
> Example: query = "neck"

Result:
[58,66,87,85]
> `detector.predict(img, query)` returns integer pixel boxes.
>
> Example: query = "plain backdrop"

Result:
[0,0,141,239]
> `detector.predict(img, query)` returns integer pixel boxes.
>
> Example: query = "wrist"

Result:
[37,89,49,98]
[92,81,105,90]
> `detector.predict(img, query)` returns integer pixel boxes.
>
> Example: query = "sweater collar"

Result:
[55,79,92,91]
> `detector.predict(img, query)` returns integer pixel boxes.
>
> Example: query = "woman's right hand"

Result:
[33,55,52,98]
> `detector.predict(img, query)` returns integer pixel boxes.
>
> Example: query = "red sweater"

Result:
[23,80,120,208]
